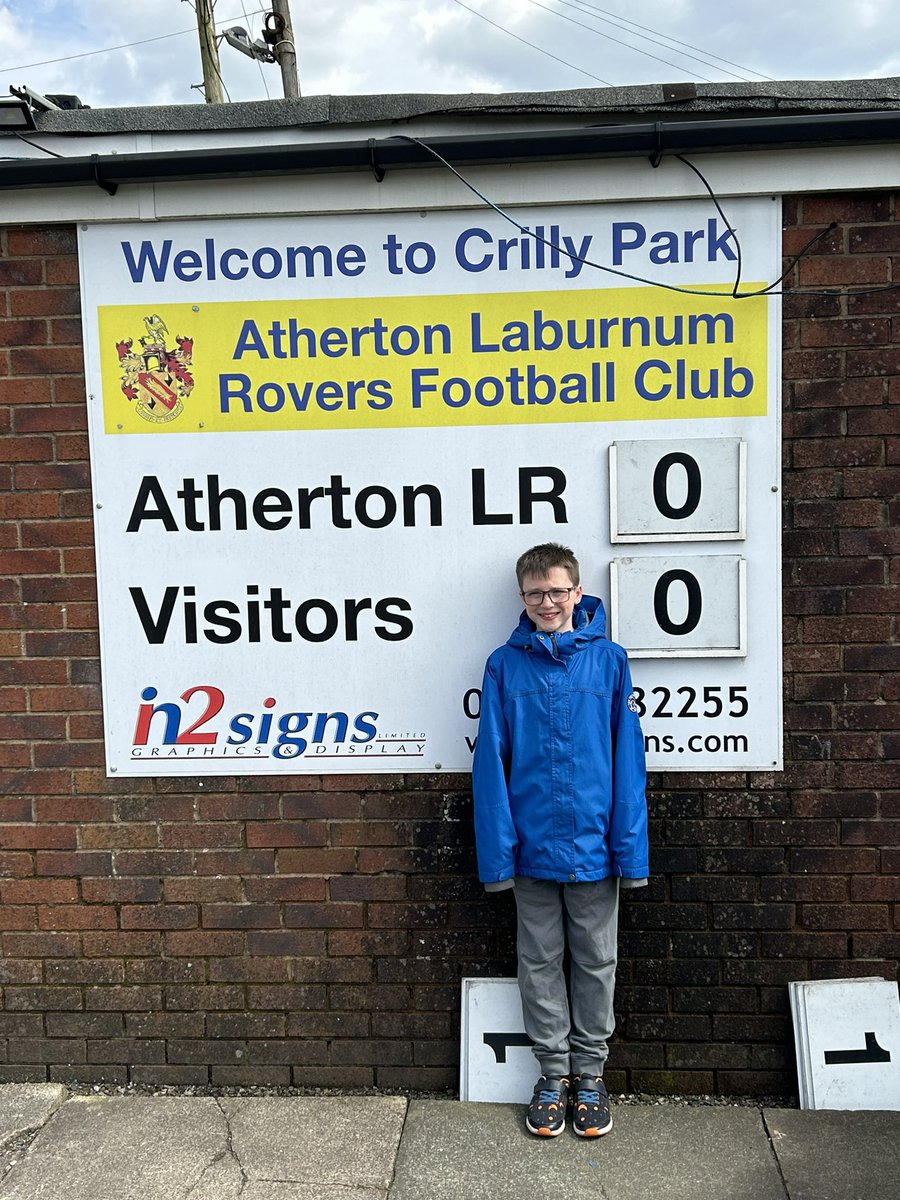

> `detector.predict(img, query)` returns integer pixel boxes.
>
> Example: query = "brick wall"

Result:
[0,196,897,1095]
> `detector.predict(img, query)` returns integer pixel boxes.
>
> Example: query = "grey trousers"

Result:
[513,875,619,1079]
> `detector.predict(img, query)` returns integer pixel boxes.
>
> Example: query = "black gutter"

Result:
[3,109,900,193]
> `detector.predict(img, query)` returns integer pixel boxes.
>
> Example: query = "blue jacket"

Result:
[472,595,649,885]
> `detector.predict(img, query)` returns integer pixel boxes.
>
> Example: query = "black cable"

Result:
[392,134,900,300]
[565,0,775,81]
[447,0,613,86]
[13,133,64,158]
[674,153,743,297]
[523,0,719,84]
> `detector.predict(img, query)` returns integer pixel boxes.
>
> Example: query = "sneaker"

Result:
[572,1075,613,1137]
[525,1075,570,1137]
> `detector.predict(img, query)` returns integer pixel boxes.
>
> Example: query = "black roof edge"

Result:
[4,109,900,193]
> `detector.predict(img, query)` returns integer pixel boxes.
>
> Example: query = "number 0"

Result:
[653,569,702,635]
[652,453,702,520]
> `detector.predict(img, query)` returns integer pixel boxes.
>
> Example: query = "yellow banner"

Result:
[98,286,768,434]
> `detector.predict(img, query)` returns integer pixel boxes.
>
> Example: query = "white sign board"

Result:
[790,978,900,1110]
[460,977,535,1103]
[611,555,747,656]
[79,192,782,775]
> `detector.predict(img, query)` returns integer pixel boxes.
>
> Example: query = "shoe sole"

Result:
[573,1116,613,1137]
[526,1119,566,1136]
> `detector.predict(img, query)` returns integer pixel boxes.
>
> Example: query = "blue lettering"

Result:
[226,714,254,745]
[352,711,379,742]
[233,320,269,359]
[635,359,670,401]
[220,247,249,280]
[219,373,253,413]
[611,222,646,266]
[120,239,172,283]
[173,249,202,281]
[455,228,493,273]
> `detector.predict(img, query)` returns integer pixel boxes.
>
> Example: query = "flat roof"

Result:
[29,77,900,136]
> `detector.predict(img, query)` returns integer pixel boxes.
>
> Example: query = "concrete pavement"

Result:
[0,1083,897,1199]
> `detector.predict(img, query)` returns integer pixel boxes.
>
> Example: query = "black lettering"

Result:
[203,600,242,643]
[344,596,373,641]
[128,585,179,643]
[471,468,513,525]
[295,599,339,643]
[518,466,567,524]
[374,597,414,641]
[127,476,178,532]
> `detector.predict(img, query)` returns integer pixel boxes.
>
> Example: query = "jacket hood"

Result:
[507,593,607,652]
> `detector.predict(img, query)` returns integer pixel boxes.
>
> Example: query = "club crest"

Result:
[116,314,194,424]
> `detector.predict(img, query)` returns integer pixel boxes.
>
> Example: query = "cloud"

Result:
[0,0,894,110]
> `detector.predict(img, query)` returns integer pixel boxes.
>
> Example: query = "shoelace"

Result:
[537,1089,563,1107]
[577,1088,601,1107]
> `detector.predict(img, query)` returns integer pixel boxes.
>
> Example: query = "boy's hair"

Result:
[515,542,581,588]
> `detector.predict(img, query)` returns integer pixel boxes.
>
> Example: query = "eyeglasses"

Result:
[520,587,576,607]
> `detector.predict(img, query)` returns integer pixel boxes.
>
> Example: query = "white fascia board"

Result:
[1,141,898,226]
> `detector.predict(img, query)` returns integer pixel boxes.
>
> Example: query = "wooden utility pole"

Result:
[271,0,300,99]
[195,0,225,103]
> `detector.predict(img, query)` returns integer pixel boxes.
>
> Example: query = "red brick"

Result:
[82,877,162,904]
[13,462,91,490]
[85,986,162,1011]
[285,902,364,928]
[802,195,892,222]
[3,932,79,958]
[0,548,60,575]
[0,490,59,517]
[164,877,241,903]
[800,317,889,347]
[159,823,242,849]
[0,824,75,849]
[0,259,44,286]
[164,930,245,956]
[196,794,280,821]
[82,931,161,957]
[246,821,327,848]
[331,821,410,847]
[34,798,113,822]
[10,284,80,314]
[45,257,80,286]
[247,931,326,956]
[38,904,116,930]
[244,876,327,902]
[6,228,77,255]
[120,905,197,930]
[849,224,900,252]
[201,904,279,929]
[33,846,112,876]
[80,825,159,850]
[275,848,356,873]
[797,255,889,286]
[792,377,883,408]
[195,850,275,875]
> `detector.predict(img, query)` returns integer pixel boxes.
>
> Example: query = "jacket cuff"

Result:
[484,879,515,893]
[620,877,648,889]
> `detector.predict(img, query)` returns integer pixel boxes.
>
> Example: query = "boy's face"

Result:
[520,566,583,635]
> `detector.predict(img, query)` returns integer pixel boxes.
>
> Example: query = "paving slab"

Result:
[0,1096,229,1200]
[389,1100,787,1200]
[221,1096,408,1197]
[0,1094,408,1200]
[0,1084,67,1150]
[765,1108,900,1200]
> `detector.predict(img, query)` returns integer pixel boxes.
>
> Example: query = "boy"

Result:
[472,543,648,1138]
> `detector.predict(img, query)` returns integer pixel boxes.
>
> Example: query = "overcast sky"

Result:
[1,0,898,110]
